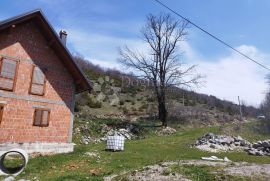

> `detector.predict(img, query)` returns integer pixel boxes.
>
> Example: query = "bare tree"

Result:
[119,13,202,126]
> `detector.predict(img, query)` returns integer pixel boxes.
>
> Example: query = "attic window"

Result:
[0,57,18,91]
[33,109,50,127]
[29,66,46,95]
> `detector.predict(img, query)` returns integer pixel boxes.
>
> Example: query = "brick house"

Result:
[0,10,92,153]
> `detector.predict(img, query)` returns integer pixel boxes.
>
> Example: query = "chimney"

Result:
[59,30,67,45]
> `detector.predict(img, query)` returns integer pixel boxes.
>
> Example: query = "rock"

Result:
[240,140,249,147]
[256,150,264,156]
[262,141,270,148]
[3,177,15,181]
[252,143,260,149]
[81,136,89,145]
[109,93,120,106]
[224,157,231,162]
[194,133,254,153]
[97,77,104,85]
[234,136,243,142]
[96,92,106,102]
[248,149,256,155]
[84,152,100,159]
[101,127,136,141]
[205,133,215,139]
[111,86,121,94]
[201,156,223,161]
[219,137,234,145]
[245,140,270,156]
[93,83,101,92]
[257,147,264,151]
[105,76,110,82]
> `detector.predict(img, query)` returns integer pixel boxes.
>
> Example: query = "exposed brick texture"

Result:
[0,21,75,143]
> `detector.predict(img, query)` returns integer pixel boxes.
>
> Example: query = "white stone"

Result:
[3,176,15,181]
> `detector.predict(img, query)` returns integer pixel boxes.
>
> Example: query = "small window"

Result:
[0,57,18,91]
[33,109,50,127]
[0,105,4,125]
[29,66,46,95]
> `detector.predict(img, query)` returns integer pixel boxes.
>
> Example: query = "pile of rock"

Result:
[156,127,177,136]
[81,135,100,145]
[80,126,136,145]
[245,140,270,156]
[194,133,250,152]
[100,128,136,141]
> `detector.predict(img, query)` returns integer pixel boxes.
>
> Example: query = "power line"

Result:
[153,0,270,72]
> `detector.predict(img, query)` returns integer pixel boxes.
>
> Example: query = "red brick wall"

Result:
[0,21,75,143]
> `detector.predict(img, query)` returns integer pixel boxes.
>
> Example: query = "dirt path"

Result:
[104,160,270,181]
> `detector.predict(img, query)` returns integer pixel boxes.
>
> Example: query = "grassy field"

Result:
[4,123,268,181]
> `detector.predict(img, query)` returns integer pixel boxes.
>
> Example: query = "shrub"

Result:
[131,107,137,112]
[139,104,148,112]
[86,96,102,108]
[119,100,125,105]
[122,106,129,114]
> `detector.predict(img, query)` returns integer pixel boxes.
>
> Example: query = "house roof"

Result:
[0,9,92,94]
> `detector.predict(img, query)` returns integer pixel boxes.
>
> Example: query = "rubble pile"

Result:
[195,133,270,156]
[100,128,136,141]
[80,124,137,145]
[194,133,250,152]
[245,140,270,156]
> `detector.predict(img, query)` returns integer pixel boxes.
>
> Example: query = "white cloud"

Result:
[189,45,269,107]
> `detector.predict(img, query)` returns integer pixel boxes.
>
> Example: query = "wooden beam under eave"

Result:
[5,24,16,35]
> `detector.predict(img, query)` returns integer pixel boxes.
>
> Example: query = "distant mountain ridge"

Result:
[74,56,259,121]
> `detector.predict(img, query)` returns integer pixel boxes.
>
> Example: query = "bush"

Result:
[131,107,137,112]
[139,104,148,112]
[122,106,129,114]
[119,100,125,105]
[86,96,102,108]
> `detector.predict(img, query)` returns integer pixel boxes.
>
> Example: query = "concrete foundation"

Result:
[0,142,75,155]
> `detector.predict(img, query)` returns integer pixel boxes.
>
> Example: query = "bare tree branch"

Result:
[118,13,203,126]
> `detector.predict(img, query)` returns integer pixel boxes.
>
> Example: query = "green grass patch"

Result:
[11,125,270,181]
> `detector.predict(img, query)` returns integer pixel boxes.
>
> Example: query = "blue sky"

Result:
[1,0,270,106]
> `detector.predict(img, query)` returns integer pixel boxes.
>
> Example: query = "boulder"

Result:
[248,149,256,155]
[262,141,270,148]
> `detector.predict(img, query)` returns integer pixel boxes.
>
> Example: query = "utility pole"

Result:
[238,96,243,120]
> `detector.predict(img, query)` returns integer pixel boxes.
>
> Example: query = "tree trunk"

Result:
[158,99,167,127]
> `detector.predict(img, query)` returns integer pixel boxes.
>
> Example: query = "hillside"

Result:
[74,56,259,125]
